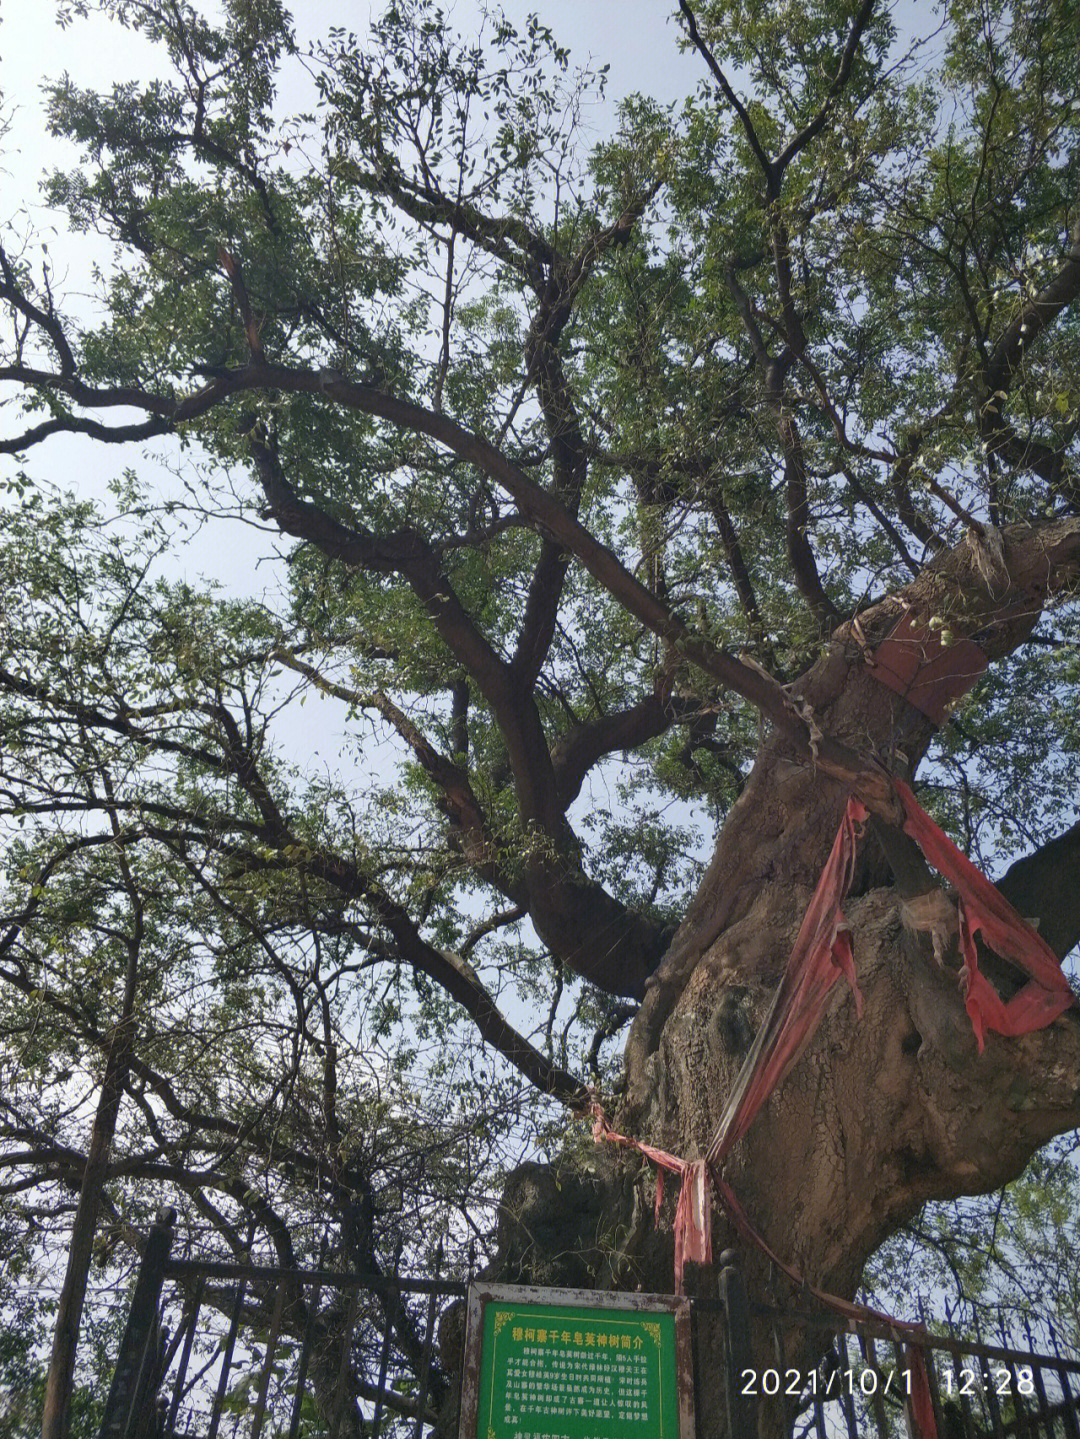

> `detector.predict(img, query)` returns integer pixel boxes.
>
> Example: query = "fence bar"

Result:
[813,1382,828,1439]
[287,1276,324,1439]
[1048,1324,1080,1439]
[165,1277,204,1435]
[942,1317,981,1439]
[368,1239,406,1439]
[1061,1375,1080,1439]
[205,1278,247,1439]
[894,1340,921,1439]
[835,1333,861,1439]
[1010,1361,1036,1439]
[249,1281,287,1439]
[369,1309,396,1437]
[411,1240,443,1439]
[767,1314,792,1437]
[971,1315,1006,1437]
[330,1278,364,1439]
[1026,1364,1057,1439]
[959,1352,986,1439]
[98,1206,176,1439]
[859,1334,892,1436]
[1020,1317,1056,1438]
[750,1304,1080,1376]
[97,1221,1080,1439]
[719,1249,755,1439]
[995,1317,1034,1439]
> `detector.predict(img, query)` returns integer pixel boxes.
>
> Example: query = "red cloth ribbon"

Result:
[906,1347,939,1439]
[893,779,1075,1050]
[592,781,1075,1438]
[590,1103,711,1293]
[868,609,988,725]
[705,796,867,1168]
[592,1108,940,1431]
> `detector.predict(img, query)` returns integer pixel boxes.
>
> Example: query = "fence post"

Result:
[719,1247,755,1439]
[98,1206,176,1439]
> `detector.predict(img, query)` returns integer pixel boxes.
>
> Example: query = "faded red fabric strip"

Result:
[589,796,872,1292]
[906,1348,939,1439]
[705,796,867,1167]
[894,779,1075,1051]
[717,1176,940,1438]
[869,609,988,725]
[591,1114,937,1431]
[591,781,1073,1439]
[674,1159,712,1283]
[591,1104,711,1293]
[591,796,872,1293]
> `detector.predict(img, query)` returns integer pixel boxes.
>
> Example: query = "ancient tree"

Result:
[2,0,1080,1433]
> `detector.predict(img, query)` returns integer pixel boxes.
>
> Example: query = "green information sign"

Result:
[459,1284,694,1439]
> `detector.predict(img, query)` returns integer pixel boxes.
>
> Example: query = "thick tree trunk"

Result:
[464,528,1080,1436]
[472,880,1080,1436]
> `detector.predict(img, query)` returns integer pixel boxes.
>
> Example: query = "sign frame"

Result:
[458,1282,695,1439]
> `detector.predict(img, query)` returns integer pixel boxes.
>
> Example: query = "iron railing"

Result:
[97,1208,470,1439]
[97,1216,1080,1439]
[716,1250,1080,1438]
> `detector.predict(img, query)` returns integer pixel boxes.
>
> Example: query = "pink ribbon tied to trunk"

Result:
[894,779,1075,1050]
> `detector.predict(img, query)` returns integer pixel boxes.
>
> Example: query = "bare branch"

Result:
[271,648,509,889]
[0,244,77,375]
[998,816,1080,962]
[218,248,265,361]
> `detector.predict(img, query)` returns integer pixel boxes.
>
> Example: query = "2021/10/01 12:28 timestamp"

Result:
[738,1365,1037,1398]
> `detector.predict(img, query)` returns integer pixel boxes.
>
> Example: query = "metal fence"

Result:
[97,1214,1080,1439]
[716,1251,1080,1438]
[97,1208,469,1439]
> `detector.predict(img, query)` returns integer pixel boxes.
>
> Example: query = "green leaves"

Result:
[867,1135,1080,1350]
[3,2,1080,1391]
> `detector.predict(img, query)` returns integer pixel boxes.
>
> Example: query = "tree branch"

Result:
[550,687,699,810]
[997,816,1080,962]
[510,187,661,687]
[779,410,843,627]
[678,1,774,189]
[270,649,513,892]
[985,217,1080,399]
[333,158,556,277]
[774,0,879,175]
[245,427,670,994]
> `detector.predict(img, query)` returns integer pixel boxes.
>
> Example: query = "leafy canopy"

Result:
[1,0,1080,1398]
